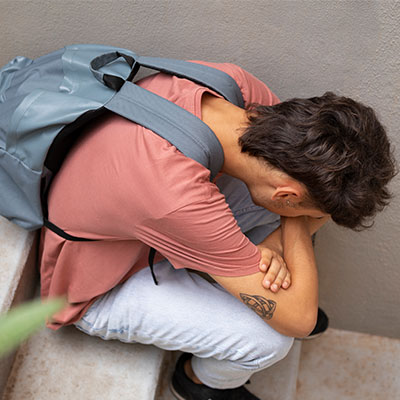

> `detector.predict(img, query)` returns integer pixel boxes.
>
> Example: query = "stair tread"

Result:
[0,217,35,313]
[3,325,166,400]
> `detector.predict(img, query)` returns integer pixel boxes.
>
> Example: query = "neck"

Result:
[201,93,250,180]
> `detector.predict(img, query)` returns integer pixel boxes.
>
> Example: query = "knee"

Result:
[261,333,294,367]
[245,331,294,370]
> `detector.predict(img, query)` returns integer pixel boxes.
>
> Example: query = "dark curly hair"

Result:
[239,92,397,230]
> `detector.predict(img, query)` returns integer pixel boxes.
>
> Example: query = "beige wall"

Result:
[1,0,399,338]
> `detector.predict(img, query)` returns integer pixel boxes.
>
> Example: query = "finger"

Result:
[262,258,281,289]
[270,265,288,292]
[259,262,268,272]
[282,271,291,289]
[259,252,272,272]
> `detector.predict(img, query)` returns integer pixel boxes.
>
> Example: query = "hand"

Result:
[257,245,291,292]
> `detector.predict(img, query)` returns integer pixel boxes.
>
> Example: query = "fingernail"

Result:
[282,282,288,288]
[261,264,267,270]
[271,284,278,291]
[264,280,271,288]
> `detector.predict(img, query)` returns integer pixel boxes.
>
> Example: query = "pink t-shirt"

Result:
[39,61,280,329]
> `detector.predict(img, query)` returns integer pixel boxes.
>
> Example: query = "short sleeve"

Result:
[191,61,280,107]
[242,70,280,106]
[134,182,261,277]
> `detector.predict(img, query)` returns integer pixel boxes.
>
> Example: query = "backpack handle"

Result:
[90,51,140,91]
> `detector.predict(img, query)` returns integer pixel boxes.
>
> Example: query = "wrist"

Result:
[258,242,282,256]
[281,217,313,251]
[258,226,283,256]
[308,216,330,235]
[281,216,310,232]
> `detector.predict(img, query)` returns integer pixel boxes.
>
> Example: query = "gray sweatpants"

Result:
[75,259,293,389]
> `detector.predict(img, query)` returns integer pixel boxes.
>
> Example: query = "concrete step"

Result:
[0,217,38,397]
[3,326,301,400]
[0,217,37,316]
[296,328,400,400]
[3,325,167,400]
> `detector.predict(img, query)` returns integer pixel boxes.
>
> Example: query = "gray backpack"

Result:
[0,44,244,240]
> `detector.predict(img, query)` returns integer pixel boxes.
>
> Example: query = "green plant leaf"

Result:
[0,298,65,357]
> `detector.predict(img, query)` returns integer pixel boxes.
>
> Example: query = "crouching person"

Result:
[40,61,396,399]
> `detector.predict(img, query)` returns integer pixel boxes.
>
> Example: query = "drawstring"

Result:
[148,247,159,285]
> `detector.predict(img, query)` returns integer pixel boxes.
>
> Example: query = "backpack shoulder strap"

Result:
[90,51,246,181]
[105,81,224,181]
[137,56,245,108]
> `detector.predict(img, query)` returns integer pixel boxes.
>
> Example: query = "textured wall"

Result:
[1,0,399,338]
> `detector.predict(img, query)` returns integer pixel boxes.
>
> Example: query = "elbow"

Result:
[271,306,318,338]
[293,308,318,339]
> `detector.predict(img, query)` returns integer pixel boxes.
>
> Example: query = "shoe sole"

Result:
[169,381,186,400]
[296,331,324,340]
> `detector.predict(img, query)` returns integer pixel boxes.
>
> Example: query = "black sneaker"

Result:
[302,307,329,340]
[170,353,260,400]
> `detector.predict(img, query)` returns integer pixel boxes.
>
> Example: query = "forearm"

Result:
[211,217,319,337]
[258,216,330,256]
[259,216,318,336]
[278,216,319,334]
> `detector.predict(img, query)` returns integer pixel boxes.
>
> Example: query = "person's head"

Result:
[239,92,397,230]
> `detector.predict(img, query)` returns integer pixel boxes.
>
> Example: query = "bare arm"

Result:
[210,216,321,338]
[258,216,330,257]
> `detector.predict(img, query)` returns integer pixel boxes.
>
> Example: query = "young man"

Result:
[39,61,396,400]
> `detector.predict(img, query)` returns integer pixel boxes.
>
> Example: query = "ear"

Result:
[271,182,304,202]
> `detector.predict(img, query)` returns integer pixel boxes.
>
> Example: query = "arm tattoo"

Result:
[240,293,276,320]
